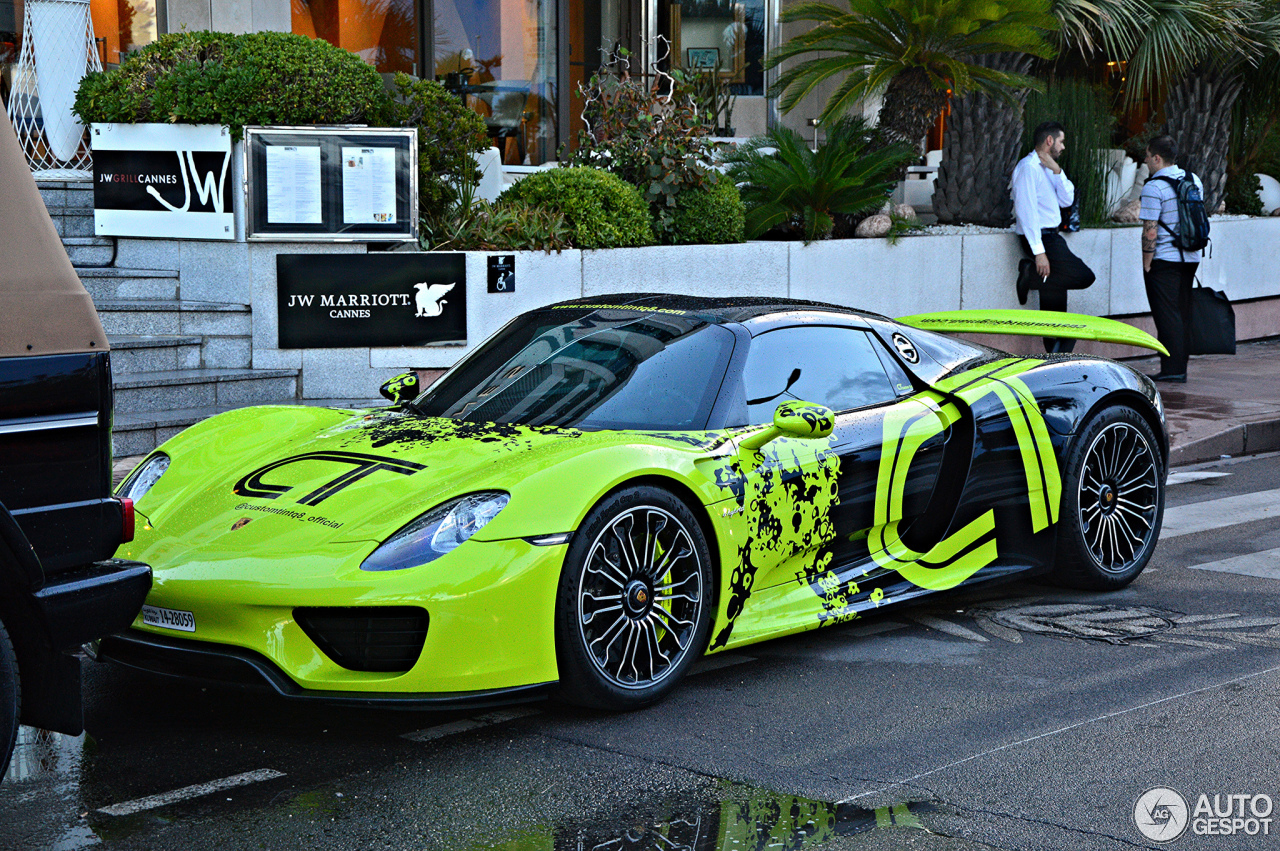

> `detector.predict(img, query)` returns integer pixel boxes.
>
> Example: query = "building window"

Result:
[293,0,420,74]
[667,0,764,95]
[433,0,559,164]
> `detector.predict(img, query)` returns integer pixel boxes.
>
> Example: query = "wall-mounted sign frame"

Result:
[245,126,418,242]
[276,253,465,348]
[92,123,235,240]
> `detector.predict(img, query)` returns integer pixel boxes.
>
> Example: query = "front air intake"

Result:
[294,606,429,673]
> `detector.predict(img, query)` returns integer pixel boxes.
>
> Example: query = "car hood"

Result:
[122,405,732,568]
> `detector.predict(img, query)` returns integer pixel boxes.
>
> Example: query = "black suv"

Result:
[0,110,150,776]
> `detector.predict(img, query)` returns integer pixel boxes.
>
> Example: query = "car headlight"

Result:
[118,453,170,502]
[360,491,510,572]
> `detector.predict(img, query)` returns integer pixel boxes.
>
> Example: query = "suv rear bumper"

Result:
[33,559,151,651]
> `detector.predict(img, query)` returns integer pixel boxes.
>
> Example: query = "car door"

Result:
[734,325,953,619]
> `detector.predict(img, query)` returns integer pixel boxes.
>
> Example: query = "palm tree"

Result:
[766,0,1058,150]
[721,117,917,241]
[933,0,1146,226]
[1144,0,1280,213]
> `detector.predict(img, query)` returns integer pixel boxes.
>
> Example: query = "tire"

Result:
[1054,405,1165,590]
[554,485,716,710]
[0,616,20,780]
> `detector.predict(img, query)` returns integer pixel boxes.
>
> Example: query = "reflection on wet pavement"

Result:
[1,726,100,850]
[459,783,939,851]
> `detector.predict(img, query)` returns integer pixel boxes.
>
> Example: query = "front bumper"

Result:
[115,536,565,695]
[96,628,555,709]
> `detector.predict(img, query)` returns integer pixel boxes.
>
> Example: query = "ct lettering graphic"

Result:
[233,451,425,506]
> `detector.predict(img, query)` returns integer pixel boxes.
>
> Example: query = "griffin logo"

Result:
[233,451,426,506]
[413,282,454,317]
[230,517,252,531]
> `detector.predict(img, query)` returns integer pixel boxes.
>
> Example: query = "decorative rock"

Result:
[855,213,892,238]
[1273,207,1280,216]
[892,203,918,221]
[1216,199,1227,215]
[1113,199,1142,223]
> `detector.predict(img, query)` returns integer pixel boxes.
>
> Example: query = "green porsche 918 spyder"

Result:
[101,295,1170,709]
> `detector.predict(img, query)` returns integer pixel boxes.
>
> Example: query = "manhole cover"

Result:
[987,603,1177,644]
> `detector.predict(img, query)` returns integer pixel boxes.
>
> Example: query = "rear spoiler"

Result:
[896,310,1169,356]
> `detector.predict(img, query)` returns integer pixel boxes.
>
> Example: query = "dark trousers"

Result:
[1144,258,1198,374]
[1018,230,1096,353]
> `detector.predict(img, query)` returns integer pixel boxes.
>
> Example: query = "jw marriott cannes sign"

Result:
[91,123,234,240]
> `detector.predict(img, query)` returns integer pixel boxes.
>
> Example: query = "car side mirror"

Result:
[739,401,835,452]
[379,372,420,405]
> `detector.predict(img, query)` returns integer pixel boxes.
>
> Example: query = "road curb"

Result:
[1169,417,1280,466]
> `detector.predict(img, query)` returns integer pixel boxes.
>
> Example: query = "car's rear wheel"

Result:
[1055,405,1165,590]
[555,486,714,710]
[0,616,20,779]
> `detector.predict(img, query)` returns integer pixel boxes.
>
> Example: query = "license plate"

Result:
[141,605,196,633]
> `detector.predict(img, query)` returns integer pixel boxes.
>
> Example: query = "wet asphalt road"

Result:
[5,452,1280,851]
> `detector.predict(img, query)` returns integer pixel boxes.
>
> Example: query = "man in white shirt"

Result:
[1011,122,1096,353]
[1140,134,1203,383]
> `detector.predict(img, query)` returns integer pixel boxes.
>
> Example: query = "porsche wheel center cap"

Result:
[625,580,653,616]
[1098,484,1117,513]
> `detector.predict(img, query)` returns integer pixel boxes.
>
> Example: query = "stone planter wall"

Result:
[114,217,1279,400]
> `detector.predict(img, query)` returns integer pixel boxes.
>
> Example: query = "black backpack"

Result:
[1148,173,1211,253]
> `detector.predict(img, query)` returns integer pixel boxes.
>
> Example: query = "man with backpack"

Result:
[1140,134,1210,383]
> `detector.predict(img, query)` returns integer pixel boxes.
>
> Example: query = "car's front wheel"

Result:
[0,616,20,779]
[1055,405,1165,590]
[555,486,715,710]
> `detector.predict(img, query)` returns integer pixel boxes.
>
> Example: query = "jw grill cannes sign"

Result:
[276,254,466,348]
[92,124,234,240]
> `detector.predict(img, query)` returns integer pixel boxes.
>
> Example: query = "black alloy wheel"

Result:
[0,617,19,779]
[555,485,715,710]
[1055,405,1165,590]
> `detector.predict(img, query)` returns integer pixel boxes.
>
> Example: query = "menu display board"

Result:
[245,126,417,241]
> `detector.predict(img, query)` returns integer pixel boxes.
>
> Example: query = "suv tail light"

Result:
[120,498,135,543]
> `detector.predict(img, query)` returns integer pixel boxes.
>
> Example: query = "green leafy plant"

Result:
[661,177,746,245]
[722,117,916,242]
[1023,80,1116,227]
[565,46,718,241]
[685,63,736,134]
[1224,172,1264,215]
[378,73,488,223]
[766,0,1056,146]
[73,31,385,139]
[499,167,655,249]
[424,199,574,252]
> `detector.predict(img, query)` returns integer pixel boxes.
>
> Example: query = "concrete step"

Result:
[112,398,384,457]
[80,267,180,301]
[63,236,116,266]
[38,182,93,211]
[96,299,251,338]
[46,207,94,238]
[108,336,203,374]
[109,333,251,371]
[113,367,298,415]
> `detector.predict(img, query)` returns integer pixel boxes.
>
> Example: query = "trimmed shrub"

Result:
[427,200,573,253]
[378,73,488,221]
[499,168,654,249]
[1224,172,1264,215]
[662,176,745,245]
[73,31,385,139]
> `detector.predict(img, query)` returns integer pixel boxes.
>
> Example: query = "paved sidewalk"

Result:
[110,338,1280,486]
[1127,337,1280,465]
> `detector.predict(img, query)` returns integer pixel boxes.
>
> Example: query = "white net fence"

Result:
[5,0,101,179]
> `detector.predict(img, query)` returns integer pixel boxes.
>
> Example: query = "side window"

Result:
[742,327,898,424]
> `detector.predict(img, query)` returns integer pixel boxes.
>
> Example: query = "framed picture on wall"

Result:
[687,47,720,70]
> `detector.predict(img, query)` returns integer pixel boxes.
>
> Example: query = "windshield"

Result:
[414,307,736,430]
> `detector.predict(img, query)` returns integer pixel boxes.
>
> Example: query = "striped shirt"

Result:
[1140,166,1204,263]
